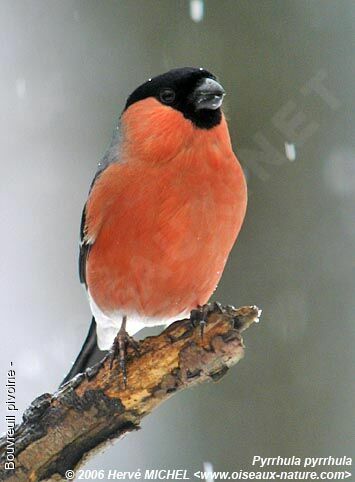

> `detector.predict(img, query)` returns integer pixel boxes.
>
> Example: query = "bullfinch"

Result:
[61,67,247,386]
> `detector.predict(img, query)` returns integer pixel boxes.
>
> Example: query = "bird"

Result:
[61,67,247,387]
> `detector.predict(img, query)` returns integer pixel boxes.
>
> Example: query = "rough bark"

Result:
[0,303,261,482]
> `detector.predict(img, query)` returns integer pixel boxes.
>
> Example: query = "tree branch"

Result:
[0,303,261,482]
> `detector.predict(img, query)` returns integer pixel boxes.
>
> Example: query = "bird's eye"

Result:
[159,88,176,104]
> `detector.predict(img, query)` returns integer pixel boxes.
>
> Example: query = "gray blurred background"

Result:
[1,0,354,478]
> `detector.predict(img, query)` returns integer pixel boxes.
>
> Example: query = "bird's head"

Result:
[116,68,228,164]
[124,67,226,130]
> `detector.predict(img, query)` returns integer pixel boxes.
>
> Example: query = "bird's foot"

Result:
[109,325,139,389]
[190,303,214,340]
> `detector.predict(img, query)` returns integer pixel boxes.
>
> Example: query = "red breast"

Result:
[85,97,247,319]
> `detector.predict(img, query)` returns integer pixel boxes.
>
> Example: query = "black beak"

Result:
[193,78,225,111]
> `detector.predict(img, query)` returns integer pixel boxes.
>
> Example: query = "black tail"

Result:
[60,317,107,387]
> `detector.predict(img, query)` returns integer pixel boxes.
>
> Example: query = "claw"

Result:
[200,318,206,340]
[109,315,140,388]
[190,304,211,341]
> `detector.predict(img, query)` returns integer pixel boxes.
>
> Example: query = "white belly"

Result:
[88,290,190,350]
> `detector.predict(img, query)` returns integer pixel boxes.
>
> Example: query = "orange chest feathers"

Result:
[85,100,247,316]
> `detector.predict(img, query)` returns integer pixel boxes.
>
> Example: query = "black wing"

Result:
[79,205,90,286]
[78,121,122,286]
[62,122,122,387]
